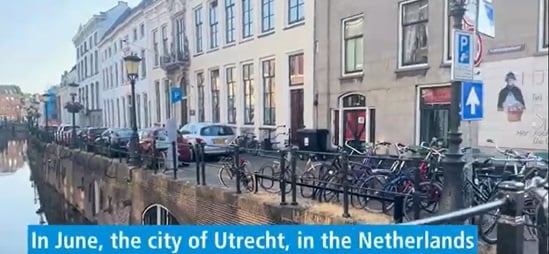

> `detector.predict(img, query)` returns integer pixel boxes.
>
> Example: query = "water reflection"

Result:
[0,134,89,253]
[0,136,27,174]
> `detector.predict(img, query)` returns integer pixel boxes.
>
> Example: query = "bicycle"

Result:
[217,156,254,192]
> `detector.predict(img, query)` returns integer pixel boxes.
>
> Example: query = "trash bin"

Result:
[296,129,329,152]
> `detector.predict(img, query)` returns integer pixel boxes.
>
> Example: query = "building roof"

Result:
[0,85,22,95]
[101,0,153,41]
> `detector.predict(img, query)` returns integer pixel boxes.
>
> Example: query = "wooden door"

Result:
[290,89,304,143]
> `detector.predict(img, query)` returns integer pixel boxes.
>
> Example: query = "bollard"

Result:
[171,141,178,180]
[290,146,298,206]
[393,195,405,223]
[341,152,350,218]
[194,144,200,184]
[279,149,287,206]
[496,181,525,254]
[200,143,206,186]
[413,167,421,220]
[233,144,241,194]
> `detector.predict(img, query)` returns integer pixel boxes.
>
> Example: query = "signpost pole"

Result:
[440,0,467,220]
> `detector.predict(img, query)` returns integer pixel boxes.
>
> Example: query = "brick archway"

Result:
[141,204,179,225]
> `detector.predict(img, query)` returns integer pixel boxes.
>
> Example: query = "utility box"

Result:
[296,129,329,152]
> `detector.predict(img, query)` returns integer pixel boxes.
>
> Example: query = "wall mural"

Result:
[478,57,548,150]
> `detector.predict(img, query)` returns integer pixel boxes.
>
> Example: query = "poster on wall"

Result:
[478,58,548,150]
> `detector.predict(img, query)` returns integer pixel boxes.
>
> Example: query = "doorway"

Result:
[334,93,368,150]
[290,89,304,143]
[418,86,451,145]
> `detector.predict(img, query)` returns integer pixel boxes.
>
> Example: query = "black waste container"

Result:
[296,129,329,152]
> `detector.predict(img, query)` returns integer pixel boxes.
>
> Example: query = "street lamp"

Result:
[68,83,80,148]
[439,0,467,218]
[124,54,142,165]
[41,93,50,141]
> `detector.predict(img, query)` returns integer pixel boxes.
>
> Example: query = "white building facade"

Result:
[99,1,152,129]
[186,0,315,141]
[73,2,130,127]
[58,66,78,125]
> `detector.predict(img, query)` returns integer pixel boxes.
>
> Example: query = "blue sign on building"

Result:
[170,87,183,103]
[461,82,484,121]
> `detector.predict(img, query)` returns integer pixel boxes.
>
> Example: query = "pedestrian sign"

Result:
[451,29,475,81]
[170,87,183,103]
[461,82,483,121]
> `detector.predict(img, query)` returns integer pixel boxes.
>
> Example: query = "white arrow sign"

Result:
[465,87,480,115]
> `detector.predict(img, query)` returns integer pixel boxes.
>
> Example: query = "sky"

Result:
[0,0,141,94]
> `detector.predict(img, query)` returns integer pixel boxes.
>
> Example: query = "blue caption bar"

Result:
[28,225,478,254]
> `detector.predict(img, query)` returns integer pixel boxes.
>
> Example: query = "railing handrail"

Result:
[401,198,508,225]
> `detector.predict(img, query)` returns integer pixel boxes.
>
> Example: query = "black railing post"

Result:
[233,144,241,194]
[393,195,405,223]
[496,181,525,254]
[290,145,298,206]
[194,144,200,184]
[279,149,287,206]
[171,141,178,180]
[341,151,350,218]
[200,143,206,185]
[413,167,421,220]
[537,194,548,254]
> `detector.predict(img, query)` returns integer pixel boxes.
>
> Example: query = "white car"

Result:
[179,123,236,156]
[55,124,78,142]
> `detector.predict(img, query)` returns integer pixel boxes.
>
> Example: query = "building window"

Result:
[262,59,275,125]
[140,23,145,38]
[342,16,364,74]
[175,17,185,57]
[288,0,304,24]
[153,29,159,66]
[225,0,236,43]
[261,0,275,32]
[243,63,254,124]
[162,25,169,56]
[143,93,149,127]
[122,97,127,127]
[541,0,548,50]
[133,28,138,41]
[94,50,99,74]
[136,94,142,128]
[116,98,120,127]
[209,1,219,49]
[194,7,204,53]
[211,70,220,122]
[444,0,454,62]
[115,63,119,87]
[242,0,253,38]
[289,53,304,86]
[95,82,99,107]
[141,50,147,78]
[226,67,236,124]
[399,0,429,67]
[164,80,171,119]
[155,81,161,123]
[419,86,451,145]
[197,73,205,122]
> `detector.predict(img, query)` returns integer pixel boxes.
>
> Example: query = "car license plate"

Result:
[214,139,225,144]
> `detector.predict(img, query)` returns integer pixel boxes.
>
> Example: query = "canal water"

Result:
[0,133,89,253]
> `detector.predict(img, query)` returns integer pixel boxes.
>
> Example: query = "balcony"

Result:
[160,49,189,73]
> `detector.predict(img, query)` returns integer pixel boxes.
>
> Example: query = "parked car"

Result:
[78,127,108,152]
[61,127,79,145]
[179,123,236,157]
[136,128,192,167]
[55,124,77,143]
[94,128,133,157]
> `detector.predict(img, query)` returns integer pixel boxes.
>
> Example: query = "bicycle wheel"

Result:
[477,194,500,244]
[403,181,443,221]
[218,166,234,188]
[359,174,389,213]
[322,174,342,203]
[239,171,256,192]
[258,165,276,192]
[300,171,317,199]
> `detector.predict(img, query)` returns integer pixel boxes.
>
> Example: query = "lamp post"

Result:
[439,0,467,218]
[123,54,142,166]
[41,93,50,141]
[67,83,80,148]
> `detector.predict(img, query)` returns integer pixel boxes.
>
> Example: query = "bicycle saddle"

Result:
[472,159,492,168]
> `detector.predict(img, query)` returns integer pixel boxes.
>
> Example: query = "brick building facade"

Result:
[0,85,23,122]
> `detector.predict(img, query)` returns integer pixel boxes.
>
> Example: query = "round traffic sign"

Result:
[466,26,483,67]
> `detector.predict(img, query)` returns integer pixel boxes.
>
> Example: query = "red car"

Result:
[136,128,192,163]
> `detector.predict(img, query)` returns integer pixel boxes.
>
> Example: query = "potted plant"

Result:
[64,101,84,114]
